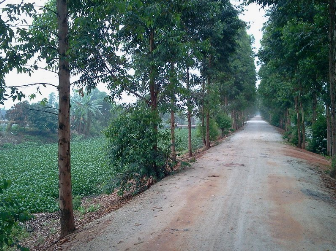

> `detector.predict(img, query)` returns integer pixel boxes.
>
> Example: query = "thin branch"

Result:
[102,58,147,104]
[6,83,58,88]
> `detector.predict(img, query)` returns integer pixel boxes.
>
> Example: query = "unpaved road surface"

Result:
[62,116,336,251]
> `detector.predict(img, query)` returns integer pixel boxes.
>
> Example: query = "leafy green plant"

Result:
[0,137,111,213]
[215,112,232,137]
[105,105,172,196]
[78,204,100,214]
[174,128,203,153]
[0,179,31,250]
[307,115,327,155]
[197,118,220,143]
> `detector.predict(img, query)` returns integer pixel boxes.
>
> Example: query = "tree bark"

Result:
[327,105,332,156]
[186,67,193,157]
[148,28,161,176]
[329,0,336,156]
[295,96,302,149]
[201,80,206,146]
[301,106,305,149]
[205,75,210,150]
[206,109,210,150]
[312,91,317,125]
[170,103,176,162]
[57,0,75,237]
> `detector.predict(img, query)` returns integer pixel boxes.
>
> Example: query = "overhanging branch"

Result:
[6,83,58,89]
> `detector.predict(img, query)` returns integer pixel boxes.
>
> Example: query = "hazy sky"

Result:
[1,0,268,109]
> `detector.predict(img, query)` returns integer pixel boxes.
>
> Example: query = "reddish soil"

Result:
[52,116,336,251]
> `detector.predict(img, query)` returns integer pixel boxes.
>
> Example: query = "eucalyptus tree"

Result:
[196,0,243,149]
[247,0,335,155]
[256,0,330,150]
[0,0,77,239]
[224,29,256,129]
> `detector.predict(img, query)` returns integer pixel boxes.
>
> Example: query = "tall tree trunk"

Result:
[231,110,236,130]
[286,109,290,132]
[186,67,192,157]
[170,102,176,162]
[206,109,210,150]
[205,76,211,150]
[295,96,302,148]
[57,0,75,238]
[149,28,160,176]
[170,63,176,162]
[301,106,305,149]
[327,105,332,156]
[329,0,336,156]
[312,91,317,125]
[201,80,206,146]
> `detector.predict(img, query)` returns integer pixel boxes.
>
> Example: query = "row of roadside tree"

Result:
[0,0,257,241]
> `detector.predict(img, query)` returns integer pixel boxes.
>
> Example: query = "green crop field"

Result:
[0,137,111,213]
[0,130,203,213]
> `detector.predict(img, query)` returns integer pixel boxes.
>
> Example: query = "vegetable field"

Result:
[0,129,203,213]
[0,137,111,213]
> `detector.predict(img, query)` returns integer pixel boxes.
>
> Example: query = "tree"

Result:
[71,91,102,136]
[247,0,335,156]
[27,103,58,133]
[5,101,29,129]
[256,0,330,151]
[105,103,171,195]
[57,0,75,237]
[196,0,243,149]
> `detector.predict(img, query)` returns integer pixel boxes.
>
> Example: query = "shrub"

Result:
[307,115,327,155]
[104,105,172,195]
[197,118,220,142]
[0,180,31,250]
[215,112,232,137]
[331,157,336,178]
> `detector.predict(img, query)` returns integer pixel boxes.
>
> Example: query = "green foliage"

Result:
[27,103,58,133]
[331,157,336,178]
[197,119,220,142]
[105,105,172,195]
[0,2,36,104]
[257,0,329,146]
[174,128,204,153]
[215,112,232,136]
[0,137,111,213]
[0,179,31,250]
[307,115,327,155]
[283,126,298,146]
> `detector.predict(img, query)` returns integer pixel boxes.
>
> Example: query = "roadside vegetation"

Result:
[0,0,286,248]
[257,0,335,162]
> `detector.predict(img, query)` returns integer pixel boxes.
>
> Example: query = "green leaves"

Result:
[0,178,32,250]
[0,137,111,213]
[105,104,172,195]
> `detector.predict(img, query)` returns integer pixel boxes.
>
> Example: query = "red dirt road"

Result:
[61,116,336,251]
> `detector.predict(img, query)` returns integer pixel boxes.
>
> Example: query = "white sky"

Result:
[1,0,268,110]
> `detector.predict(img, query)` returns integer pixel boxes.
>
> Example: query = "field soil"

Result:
[59,116,336,251]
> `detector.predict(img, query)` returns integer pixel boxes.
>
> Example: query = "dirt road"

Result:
[62,116,336,251]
